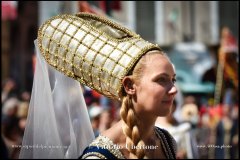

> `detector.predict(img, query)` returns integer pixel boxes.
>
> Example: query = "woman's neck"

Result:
[113,117,157,142]
[137,115,157,141]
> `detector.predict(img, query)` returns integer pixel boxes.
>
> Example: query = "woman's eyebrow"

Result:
[154,73,176,78]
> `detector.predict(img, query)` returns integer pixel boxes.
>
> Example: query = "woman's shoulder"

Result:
[79,135,125,159]
[155,126,177,159]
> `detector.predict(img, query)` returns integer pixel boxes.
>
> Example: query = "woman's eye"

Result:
[158,77,171,84]
[158,77,176,85]
[172,78,177,84]
[158,77,167,83]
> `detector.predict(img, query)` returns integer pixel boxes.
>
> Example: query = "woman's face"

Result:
[134,53,177,117]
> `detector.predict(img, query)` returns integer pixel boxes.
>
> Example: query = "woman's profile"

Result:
[19,12,177,159]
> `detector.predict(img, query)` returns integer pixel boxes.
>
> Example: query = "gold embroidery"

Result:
[38,13,161,100]
[82,129,176,159]
[87,135,125,159]
[81,152,107,159]
[155,127,176,159]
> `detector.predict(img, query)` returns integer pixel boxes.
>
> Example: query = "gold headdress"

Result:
[38,12,161,100]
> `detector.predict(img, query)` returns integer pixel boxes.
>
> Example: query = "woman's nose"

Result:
[168,85,178,95]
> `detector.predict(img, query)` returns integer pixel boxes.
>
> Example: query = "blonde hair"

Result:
[120,50,165,158]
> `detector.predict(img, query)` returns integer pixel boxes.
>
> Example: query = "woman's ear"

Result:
[122,76,136,95]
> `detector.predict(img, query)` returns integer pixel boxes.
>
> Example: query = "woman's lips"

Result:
[162,100,173,104]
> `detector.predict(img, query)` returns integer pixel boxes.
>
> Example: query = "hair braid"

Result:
[120,96,146,159]
[120,50,164,159]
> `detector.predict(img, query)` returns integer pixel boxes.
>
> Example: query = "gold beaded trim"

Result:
[75,12,140,42]
[155,127,176,159]
[88,135,125,159]
[81,152,107,159]
[38,13,161,99]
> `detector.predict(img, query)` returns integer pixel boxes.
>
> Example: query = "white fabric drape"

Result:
[19,40,94,159]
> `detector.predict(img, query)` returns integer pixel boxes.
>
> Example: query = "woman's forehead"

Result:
[145,53,170,66]
[144,54,175,74]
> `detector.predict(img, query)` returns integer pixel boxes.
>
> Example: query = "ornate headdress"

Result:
[20,12,161,159]
[38,12,161,100]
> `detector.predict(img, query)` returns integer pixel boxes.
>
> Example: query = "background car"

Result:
[168,42,215,94]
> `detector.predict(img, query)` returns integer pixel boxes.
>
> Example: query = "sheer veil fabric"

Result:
[19,40,94,158]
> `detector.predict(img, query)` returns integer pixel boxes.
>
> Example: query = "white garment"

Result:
[19,40,94,158]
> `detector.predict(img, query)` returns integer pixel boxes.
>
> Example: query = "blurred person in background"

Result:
[2,97,22,159]
[17,101,29,136]
[88,104,104,137]
[99,108,113,133]
[181,103,199,128]
[155,100,195,159]
[2,78,17,103]
[229,104,239,159]
[197,111,211,159]
[180,97,200,159]
[214,27,238,158]
[19,91,31,102]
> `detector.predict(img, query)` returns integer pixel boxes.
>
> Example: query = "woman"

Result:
[20,12,177,159]
[81,50,178,159]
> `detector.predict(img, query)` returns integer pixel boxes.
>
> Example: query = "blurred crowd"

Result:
[1,77,239,159]
[156,93,238,159]
[2,78,30,159]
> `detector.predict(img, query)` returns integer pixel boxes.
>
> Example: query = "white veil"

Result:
[19,40,94,158]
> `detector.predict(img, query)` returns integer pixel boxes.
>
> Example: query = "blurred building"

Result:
[1,1,239,93]
[2,1,38,93]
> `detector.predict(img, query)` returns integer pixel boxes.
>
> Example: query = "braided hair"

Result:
[120,50,165,158]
